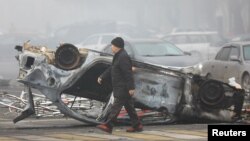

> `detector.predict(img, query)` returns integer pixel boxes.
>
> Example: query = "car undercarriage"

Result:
[13,42,245,124]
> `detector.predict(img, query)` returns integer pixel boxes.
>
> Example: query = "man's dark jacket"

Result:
[100,49,135,99]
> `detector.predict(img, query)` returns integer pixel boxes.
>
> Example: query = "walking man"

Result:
[97,37,143,133]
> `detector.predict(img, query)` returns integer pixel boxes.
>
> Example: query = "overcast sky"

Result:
[0,0,249,79]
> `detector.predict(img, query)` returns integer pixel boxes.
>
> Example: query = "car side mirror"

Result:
[230,55,241,62]
[184,51,191,56]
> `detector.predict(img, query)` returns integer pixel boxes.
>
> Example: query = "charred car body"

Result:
[13,42,244,124]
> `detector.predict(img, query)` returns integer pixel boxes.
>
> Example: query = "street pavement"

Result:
[1,84,249,141]
[0,118,208,141]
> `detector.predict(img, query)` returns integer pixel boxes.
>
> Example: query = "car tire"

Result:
[55,43,81,70]
[198,80,225,109]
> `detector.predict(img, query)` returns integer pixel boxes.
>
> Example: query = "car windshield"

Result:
[243,45,250,60]
[133,42,184,56]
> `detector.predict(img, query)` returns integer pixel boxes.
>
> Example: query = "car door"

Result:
[210,47,231,81]
[223,46,241,83]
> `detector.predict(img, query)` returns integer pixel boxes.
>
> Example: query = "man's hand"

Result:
[129,89,135,96]
[97,77,102,84]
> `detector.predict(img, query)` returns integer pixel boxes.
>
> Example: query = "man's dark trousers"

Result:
[105,88,140,128]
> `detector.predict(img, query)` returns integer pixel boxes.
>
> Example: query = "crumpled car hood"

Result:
[136,55,200,68]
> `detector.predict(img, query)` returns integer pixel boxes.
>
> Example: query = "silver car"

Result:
[162,31,226,60]
[102,39,202,74]
[202,42,250,92]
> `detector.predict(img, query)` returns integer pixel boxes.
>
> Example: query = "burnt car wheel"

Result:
[55,43,81,70]
[242,73,250,92]
[198,80,225,109]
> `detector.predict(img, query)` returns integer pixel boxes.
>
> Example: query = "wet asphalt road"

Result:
[0,117,209,141]
[0,85,249,141]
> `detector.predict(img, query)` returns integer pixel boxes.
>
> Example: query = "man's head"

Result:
[111,37,124,54]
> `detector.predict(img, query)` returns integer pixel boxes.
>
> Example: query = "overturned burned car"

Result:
[13,42,245,124]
